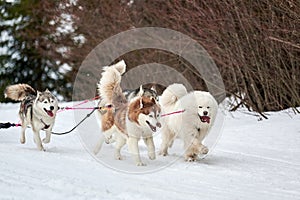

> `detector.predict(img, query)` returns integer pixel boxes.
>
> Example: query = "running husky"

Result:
[4,84,58,151]
[94,60,158,151]
[94,61,161,166]
[159,83,218,161]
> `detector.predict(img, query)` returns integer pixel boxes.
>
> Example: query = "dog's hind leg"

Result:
[114,134,126,160]
[199,144,209,155]
[20,122,27,144]
[128,136,145,166]
[143,136,156,160]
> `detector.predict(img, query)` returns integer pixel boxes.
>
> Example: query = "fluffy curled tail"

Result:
[97,60,126,103]
[160,83,188,107]
[4,84,36,101]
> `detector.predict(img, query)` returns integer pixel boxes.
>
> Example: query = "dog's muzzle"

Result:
[198,115,210,123]
[44,108,54,117]
[146,121,161,132]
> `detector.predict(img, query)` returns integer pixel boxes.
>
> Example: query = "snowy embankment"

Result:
[0,102,299,200]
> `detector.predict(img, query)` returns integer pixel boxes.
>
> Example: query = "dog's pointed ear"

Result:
[45,88,50,93]
[150,85,157,93]
[139,98,143,109]
[36,91,41,97]
[138,85,144,97]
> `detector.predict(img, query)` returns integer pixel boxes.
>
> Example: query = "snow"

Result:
[58,63,72,74]
[0,102,299,200]
[56,13,74,35]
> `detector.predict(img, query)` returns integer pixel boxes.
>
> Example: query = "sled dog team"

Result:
[4,60,218,166]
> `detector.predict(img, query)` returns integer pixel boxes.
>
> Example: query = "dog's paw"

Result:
[185,153,198,162]
[20,138,25,144]
[185,156,197,162]
[114,154,123,160]
[42,138,50,144]
[148,152,156,160]
[159,150,168,156]
[199,145,209,154]
[136,162,146,166]
[37,145,45,151]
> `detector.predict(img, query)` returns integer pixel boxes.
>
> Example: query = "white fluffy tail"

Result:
[4,84,36,101]
[160,83,188,107]
[97,60,126,103]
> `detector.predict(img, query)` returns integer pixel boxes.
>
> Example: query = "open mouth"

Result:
[146,121,157,132]
[199,115,210,123]
[44,108,54,117]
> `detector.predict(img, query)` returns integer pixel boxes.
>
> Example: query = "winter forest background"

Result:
[0,0,299,116]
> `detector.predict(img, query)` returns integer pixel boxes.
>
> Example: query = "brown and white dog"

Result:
[94,60,162,166]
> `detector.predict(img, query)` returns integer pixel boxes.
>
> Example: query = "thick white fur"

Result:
[159,83,218,161]
[94,60,126,153]
[97,60,126,104]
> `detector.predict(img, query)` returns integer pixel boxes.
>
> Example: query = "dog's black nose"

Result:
[50,106,54,111]
[203,111,208,116]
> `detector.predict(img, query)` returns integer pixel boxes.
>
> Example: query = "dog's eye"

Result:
[157,114,160,118]
[199,106,202,108]
[50,100,54,103]
[207,106,210,109]
[44,101,48,104]
[149,115,153,118]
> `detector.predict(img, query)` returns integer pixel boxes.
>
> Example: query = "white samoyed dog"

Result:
[159,83,218,161]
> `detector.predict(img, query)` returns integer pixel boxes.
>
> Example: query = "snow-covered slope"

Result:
[0,102,299,200]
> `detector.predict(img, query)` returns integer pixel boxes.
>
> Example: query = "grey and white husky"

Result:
[5,84,58,151]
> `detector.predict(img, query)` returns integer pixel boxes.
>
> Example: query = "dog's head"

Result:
[35,89,58,118]
[194,91,218,124]
[128,96,161,132]
[136,85,159,102]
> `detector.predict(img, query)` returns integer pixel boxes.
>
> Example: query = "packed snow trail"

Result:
[0,103,299,200]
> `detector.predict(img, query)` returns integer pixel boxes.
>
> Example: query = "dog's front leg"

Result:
[93,134,105,155]
[143,137,156,160]
[184,136,200,162]
[42,129,51,144]
[159,126,172,156]
[128,136,145,166]
[33,130,45,151]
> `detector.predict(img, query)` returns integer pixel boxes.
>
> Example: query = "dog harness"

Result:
[40,119,50,130]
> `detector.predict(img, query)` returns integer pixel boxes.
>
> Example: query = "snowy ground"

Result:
[0,102,299,200]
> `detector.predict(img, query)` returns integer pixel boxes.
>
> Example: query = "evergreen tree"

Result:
[0,0,72,102]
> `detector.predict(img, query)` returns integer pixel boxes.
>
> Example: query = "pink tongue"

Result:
[47,110,54,117]
[201,116,210,123]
